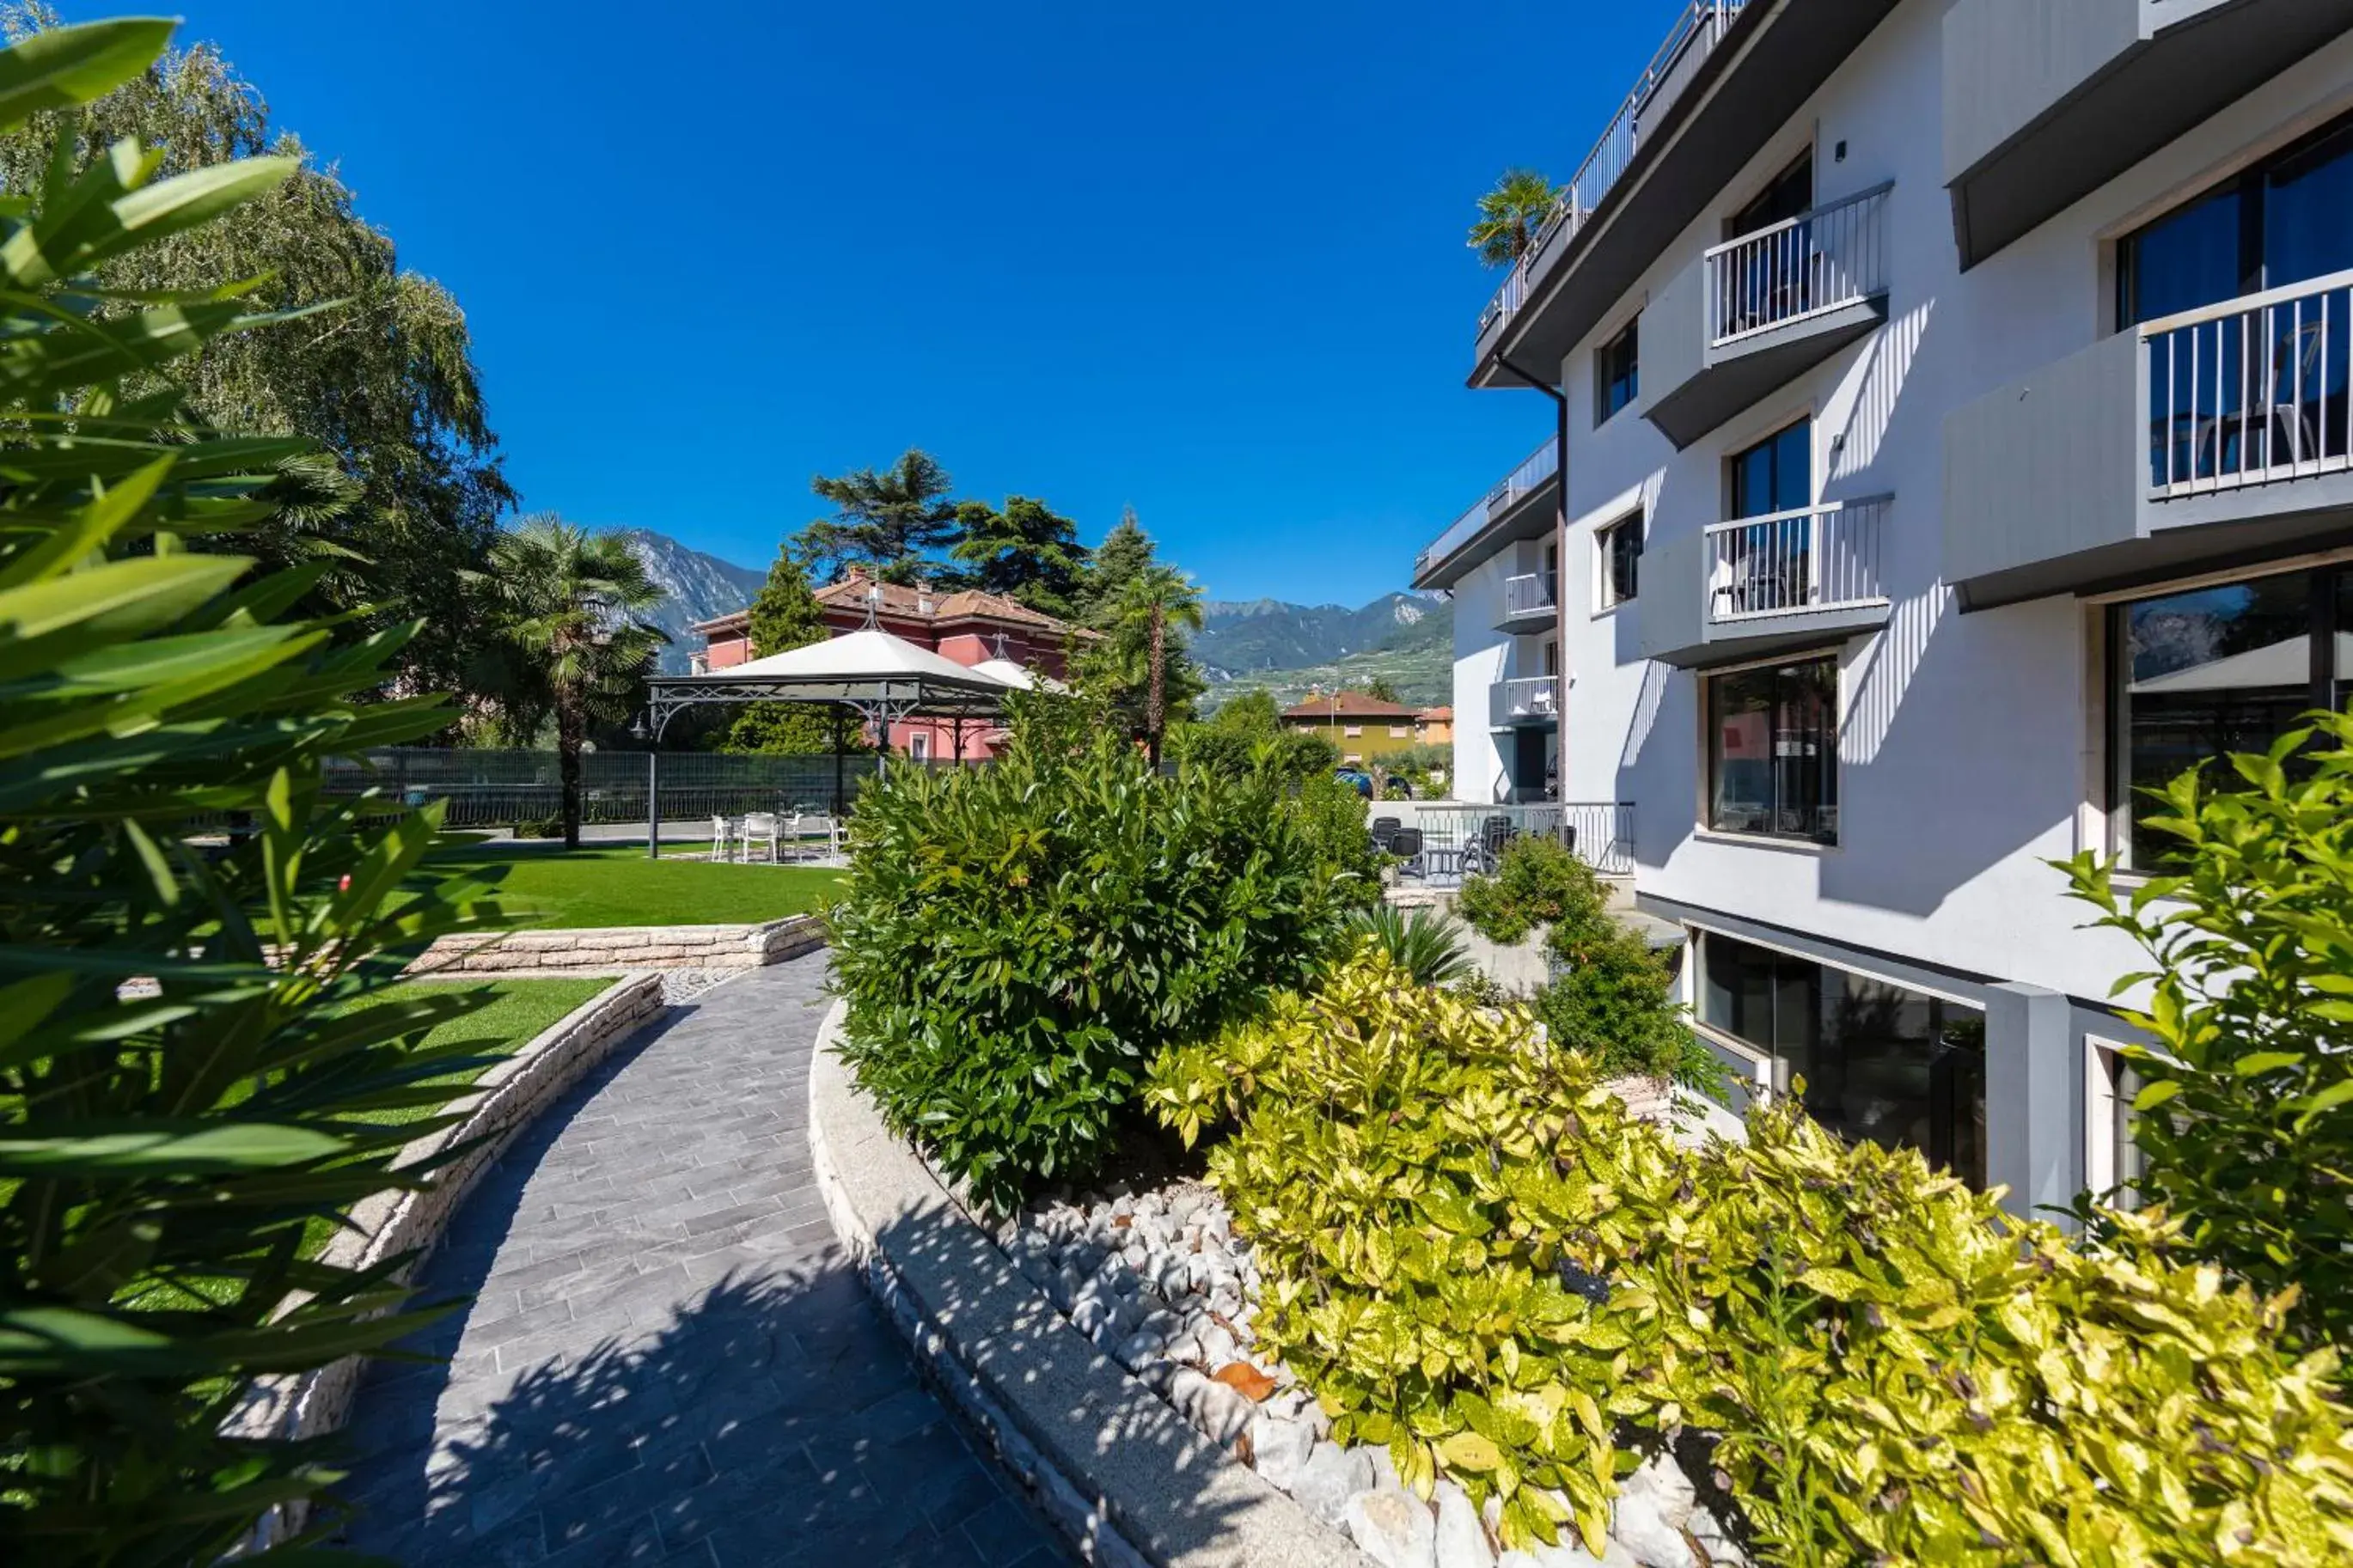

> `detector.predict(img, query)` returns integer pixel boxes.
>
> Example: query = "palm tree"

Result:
[1112,565,1205,767]
[1468,168,1566,269]
[482,516,669,848]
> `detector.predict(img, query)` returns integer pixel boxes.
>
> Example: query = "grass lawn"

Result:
[427,838,846,930]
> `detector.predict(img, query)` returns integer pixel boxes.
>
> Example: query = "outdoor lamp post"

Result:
[633,710,661,861]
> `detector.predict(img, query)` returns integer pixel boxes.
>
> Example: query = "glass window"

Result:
[1730,422,1812,519]
[1700,932,1987,1187]
[2112,567,2346,865]
[1599,517,1642,606]
[1597,320,1639,423]
[1731,151,1813,239]
[1708,656,1839,845]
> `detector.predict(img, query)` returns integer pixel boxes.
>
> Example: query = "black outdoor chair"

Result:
[1370,815,1402,852]
[1388,827,1426,881]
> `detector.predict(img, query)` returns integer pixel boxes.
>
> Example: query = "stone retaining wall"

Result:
[808,1001,1367,1568]
[408,912,824,974]
[230,971,667,1543]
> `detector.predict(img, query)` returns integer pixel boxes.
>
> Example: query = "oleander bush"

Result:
[1455,832,1601,946]
[827,690,1374,1210]
[0,18,510,1559]
[1149,954,2353,1565]
[2058,714,2353,1355]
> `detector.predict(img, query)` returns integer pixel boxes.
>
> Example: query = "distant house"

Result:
[690,566,1085,762]
[1280,690,1427,766]
[1415,705,1453,746]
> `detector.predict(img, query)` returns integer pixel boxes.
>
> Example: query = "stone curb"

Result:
[230,971,668,1541]
[806,999,1370,1568]
[406,912,825,974]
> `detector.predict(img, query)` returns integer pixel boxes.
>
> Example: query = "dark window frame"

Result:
[1598,515,1643,607]
[1705,653,1841,846]
[1595,318,1640,425]
[1728,149,1816,242]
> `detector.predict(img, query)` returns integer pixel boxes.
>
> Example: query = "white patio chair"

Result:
[708,815,731,863]
[739,811,780,863]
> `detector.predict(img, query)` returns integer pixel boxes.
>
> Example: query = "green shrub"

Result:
[516,811,565,839]
[2059,714,2353,1353]
[1151,955,2353,1565]
[1344,904,1471,987]
[1536,917,1719,1094]
[1455,833,1602,945]
[0,20,510,1555]
[827,692,1372,1210]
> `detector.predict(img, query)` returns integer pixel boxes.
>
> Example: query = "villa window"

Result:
[1596,319,1639,424]
[1707,655,1838,845]
[1344,724,1363,737]
[1598,516,1642,607]
[1389,726,1409,739]
[1698,930,1986,1187]
[2108,564,2352,867]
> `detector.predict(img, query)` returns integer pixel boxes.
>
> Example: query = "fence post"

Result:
[647,750,661,860]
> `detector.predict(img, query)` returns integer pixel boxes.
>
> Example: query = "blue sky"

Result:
[93,2,1668,605]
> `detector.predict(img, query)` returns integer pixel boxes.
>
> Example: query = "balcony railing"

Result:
[1493,675,1562,726]
[1477,1,1749,340]
[1705,497,1890,623]
[1415,438,1560,580]
[2144,267,2353,500]
[1414,802,1635,881]
[1503,570,1559,622]
[1707,183,1892,346]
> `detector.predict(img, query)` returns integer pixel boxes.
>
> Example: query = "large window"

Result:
[1596,319,1640,424]
[1731,421,1812,518]
[2119,114,2353,329]
[1599,516,1642,607]
[1708,656,1838,844]
[1700,931,1986,1187]
[2111,564,2352,865]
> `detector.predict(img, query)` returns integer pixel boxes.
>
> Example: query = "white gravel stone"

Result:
[1291,1440,1375,1526]
[1248,1410,1318,1492]
[1433,1480,1494,1568]
[1620,1453,1696,1531]
[1686,1508,1747,1568]
[1610,1490,1696,1568]
[1165,1366,1253,1444]
[1114,1329,1166,1373]
[1347,1488,1437,1568]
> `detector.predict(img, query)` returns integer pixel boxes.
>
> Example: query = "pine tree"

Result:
[724,546,840,754]
[1079,505,1157,625]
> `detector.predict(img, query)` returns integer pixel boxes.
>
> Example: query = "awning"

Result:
[645,626,1019,735]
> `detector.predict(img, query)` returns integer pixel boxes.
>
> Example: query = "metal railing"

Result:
[1415,438,1560,580]
[1409,802,1635,881]
[1707,182,1892,346]
[1477,1,1749,339]
[1503,571,1559,621]
[2143,266,2353,499]
[1704,497,1891,623]
[1493,675,1562,726]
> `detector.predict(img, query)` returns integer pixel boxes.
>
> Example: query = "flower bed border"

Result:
[806,999,1368,1568]
[407,912,824,973]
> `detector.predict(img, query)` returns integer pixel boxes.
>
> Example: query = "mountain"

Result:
[1192,592,1453,712]
[616,529,767,673]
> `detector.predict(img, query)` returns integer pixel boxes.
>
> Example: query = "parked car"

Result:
[1335,768,1373,799]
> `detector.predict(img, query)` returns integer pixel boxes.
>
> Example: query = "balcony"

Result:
[1643,185,1892,448]
[1945,270,2353,609]
[1470,0,1900,390]
[1492,675,1562,729]
[1498,571,1559,631]
[1412,439,1560,590]
[1944,0,2353,270]
[1641,497,1892,667]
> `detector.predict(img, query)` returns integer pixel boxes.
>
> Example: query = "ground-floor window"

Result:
[909,732,931,763]
[2085,1039,2149,1208]
[1706,655,1838,844]
[1696,930,1986,1187]
[2111,563,2353,865]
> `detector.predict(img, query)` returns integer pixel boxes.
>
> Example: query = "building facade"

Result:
[1415,0,2353,1217]
[1280,691,1435,766]
[690,568,1084,761]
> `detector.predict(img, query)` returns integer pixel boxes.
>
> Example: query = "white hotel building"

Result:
[1415,0,2353,1216]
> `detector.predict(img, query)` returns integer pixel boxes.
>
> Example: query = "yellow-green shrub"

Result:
[1149,955,2353,1566]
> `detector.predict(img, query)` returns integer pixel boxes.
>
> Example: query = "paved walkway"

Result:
[337,955,1070,1568]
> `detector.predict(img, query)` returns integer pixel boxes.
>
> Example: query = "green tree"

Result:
[949,494,1090,616]
[723,546,838,754]
[1212,688,1281,736]
[1364,676,1401,704]
[1467,167,1565,268]
[480,518,669,848]
[0,3,513,693]
[796,448,959,584]
[1105,565,1205,767]
[1078,504,1157,623]
[0,17,514,1558]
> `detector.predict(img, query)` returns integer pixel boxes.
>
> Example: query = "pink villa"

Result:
[689,566,1087,763]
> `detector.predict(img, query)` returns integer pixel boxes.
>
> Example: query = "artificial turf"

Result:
[425,838,846,930]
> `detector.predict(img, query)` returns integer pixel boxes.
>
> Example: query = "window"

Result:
[1730,150,1813,240]
[1343,724,1363,737]
[2109,564,2352,865]
[1730,421,1812,519]
[1389,726,1409,739]
[1707,656,1838,844]
[1700,931,1986,1187]
[1596,319,1639,423]
[909,732,931,762]
[2118,113,2353,328]
[1598,516,1643,607]
[2087,1040,2149,1210]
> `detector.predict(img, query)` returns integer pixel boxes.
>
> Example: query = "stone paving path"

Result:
[337,954,1072,1568]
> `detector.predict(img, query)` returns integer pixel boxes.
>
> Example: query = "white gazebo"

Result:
[638,627,1021,856]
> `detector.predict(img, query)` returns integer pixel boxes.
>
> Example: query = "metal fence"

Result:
[1397,802,1635,884]
[1707,182,1892,345]
[1704,497,1890,622]
[318,748,976,828]
[2143,265,2353,498]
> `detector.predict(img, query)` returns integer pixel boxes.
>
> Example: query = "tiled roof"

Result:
[813,578,1078,633]
[1419,706,1452,723]
[1281,691,1424,721]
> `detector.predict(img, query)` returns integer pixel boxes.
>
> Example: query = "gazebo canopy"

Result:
[645,626,1019,735]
